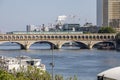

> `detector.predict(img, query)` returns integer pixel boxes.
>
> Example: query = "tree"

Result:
[115,32,120,50]
[98,27,116,33]
[0,67,78,80]
[116,32,120,44]
[0,70,15,80]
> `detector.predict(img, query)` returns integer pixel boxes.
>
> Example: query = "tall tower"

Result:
[97,0,103,27]
[97,0,120,29]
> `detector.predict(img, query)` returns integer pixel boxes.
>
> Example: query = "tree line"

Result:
[0,66,78,80]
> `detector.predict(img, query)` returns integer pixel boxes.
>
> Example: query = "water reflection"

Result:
[0,44,119,80]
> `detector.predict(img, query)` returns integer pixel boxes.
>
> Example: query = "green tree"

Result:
[0,67,78,80]
[55,74,64,80]
[98,26,116,33]
[115,32,120,50]
[0,69,15,80]
[16,66,51,80]
[116,32,120,44]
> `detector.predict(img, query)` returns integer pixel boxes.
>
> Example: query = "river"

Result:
[0,44,120,80]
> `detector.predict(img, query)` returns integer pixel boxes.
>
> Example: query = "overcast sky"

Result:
[0,0,96,33]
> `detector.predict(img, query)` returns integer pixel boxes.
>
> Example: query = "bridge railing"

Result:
[6,31,83,34]
[0,33,116,41]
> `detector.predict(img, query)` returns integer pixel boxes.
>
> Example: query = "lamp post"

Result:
[50,44,54,80]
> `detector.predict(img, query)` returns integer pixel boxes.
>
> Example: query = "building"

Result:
[26,24,50,32]
[97,0,103,27]
[26,25,37,32]
[79,22,100,33]
[62,23,80,31]
[97,0,120,30]
[57,15,67,25]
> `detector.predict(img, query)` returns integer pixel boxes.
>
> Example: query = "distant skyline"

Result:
[0,0,96,33]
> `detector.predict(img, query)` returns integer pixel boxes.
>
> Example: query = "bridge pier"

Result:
[50,44,62,49]
[20,45,30,50]
[87,44,93,49]
[56,44,62,49]
[20,45,25,50]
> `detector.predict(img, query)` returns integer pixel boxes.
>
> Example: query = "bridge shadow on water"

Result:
[0,42,82,50]
[93,42,115,50]
[0,42,116,51]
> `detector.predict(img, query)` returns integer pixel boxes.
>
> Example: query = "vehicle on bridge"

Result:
[6,31,83,34]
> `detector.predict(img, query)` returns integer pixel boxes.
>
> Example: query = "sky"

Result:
[0,0,96,33]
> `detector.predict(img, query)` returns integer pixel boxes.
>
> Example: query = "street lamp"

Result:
[50,44,54,80]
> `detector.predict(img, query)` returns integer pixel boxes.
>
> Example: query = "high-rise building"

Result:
[97,0,120,29]
[97,0,103,27]
[26,25,36,32]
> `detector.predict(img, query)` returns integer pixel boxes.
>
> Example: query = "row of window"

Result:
[0,35,115,40]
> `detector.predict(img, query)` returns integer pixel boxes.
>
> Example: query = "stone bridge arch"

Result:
[28,40,58,49]
[0,41,27,49]
[0,33,116,50]
[89,41,116,49]
[55,40,88,49]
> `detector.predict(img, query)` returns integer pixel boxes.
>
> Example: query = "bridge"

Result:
[0,33,116,50]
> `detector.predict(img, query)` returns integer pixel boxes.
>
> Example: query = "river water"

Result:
[0,44,120,80]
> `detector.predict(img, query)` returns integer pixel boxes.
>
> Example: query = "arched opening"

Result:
[93,42,115,50]
[85,36,88,39]
[59,36,62,39]
[82,36,84,39]
[0,42,23,50]
[93,36,95,39]
[108,36,110,39]
[89,36,92,39]
[71,36,73,39]
[104,36,106,39]
[29,41,56,50]
[61,41,88,49]
[47,36,50,39]
[67,36,69,39]
[78,36,81,39]
[97,36,99,39]
[63,35,65,38]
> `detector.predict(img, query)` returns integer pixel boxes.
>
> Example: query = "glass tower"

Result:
[97,0,120,29]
